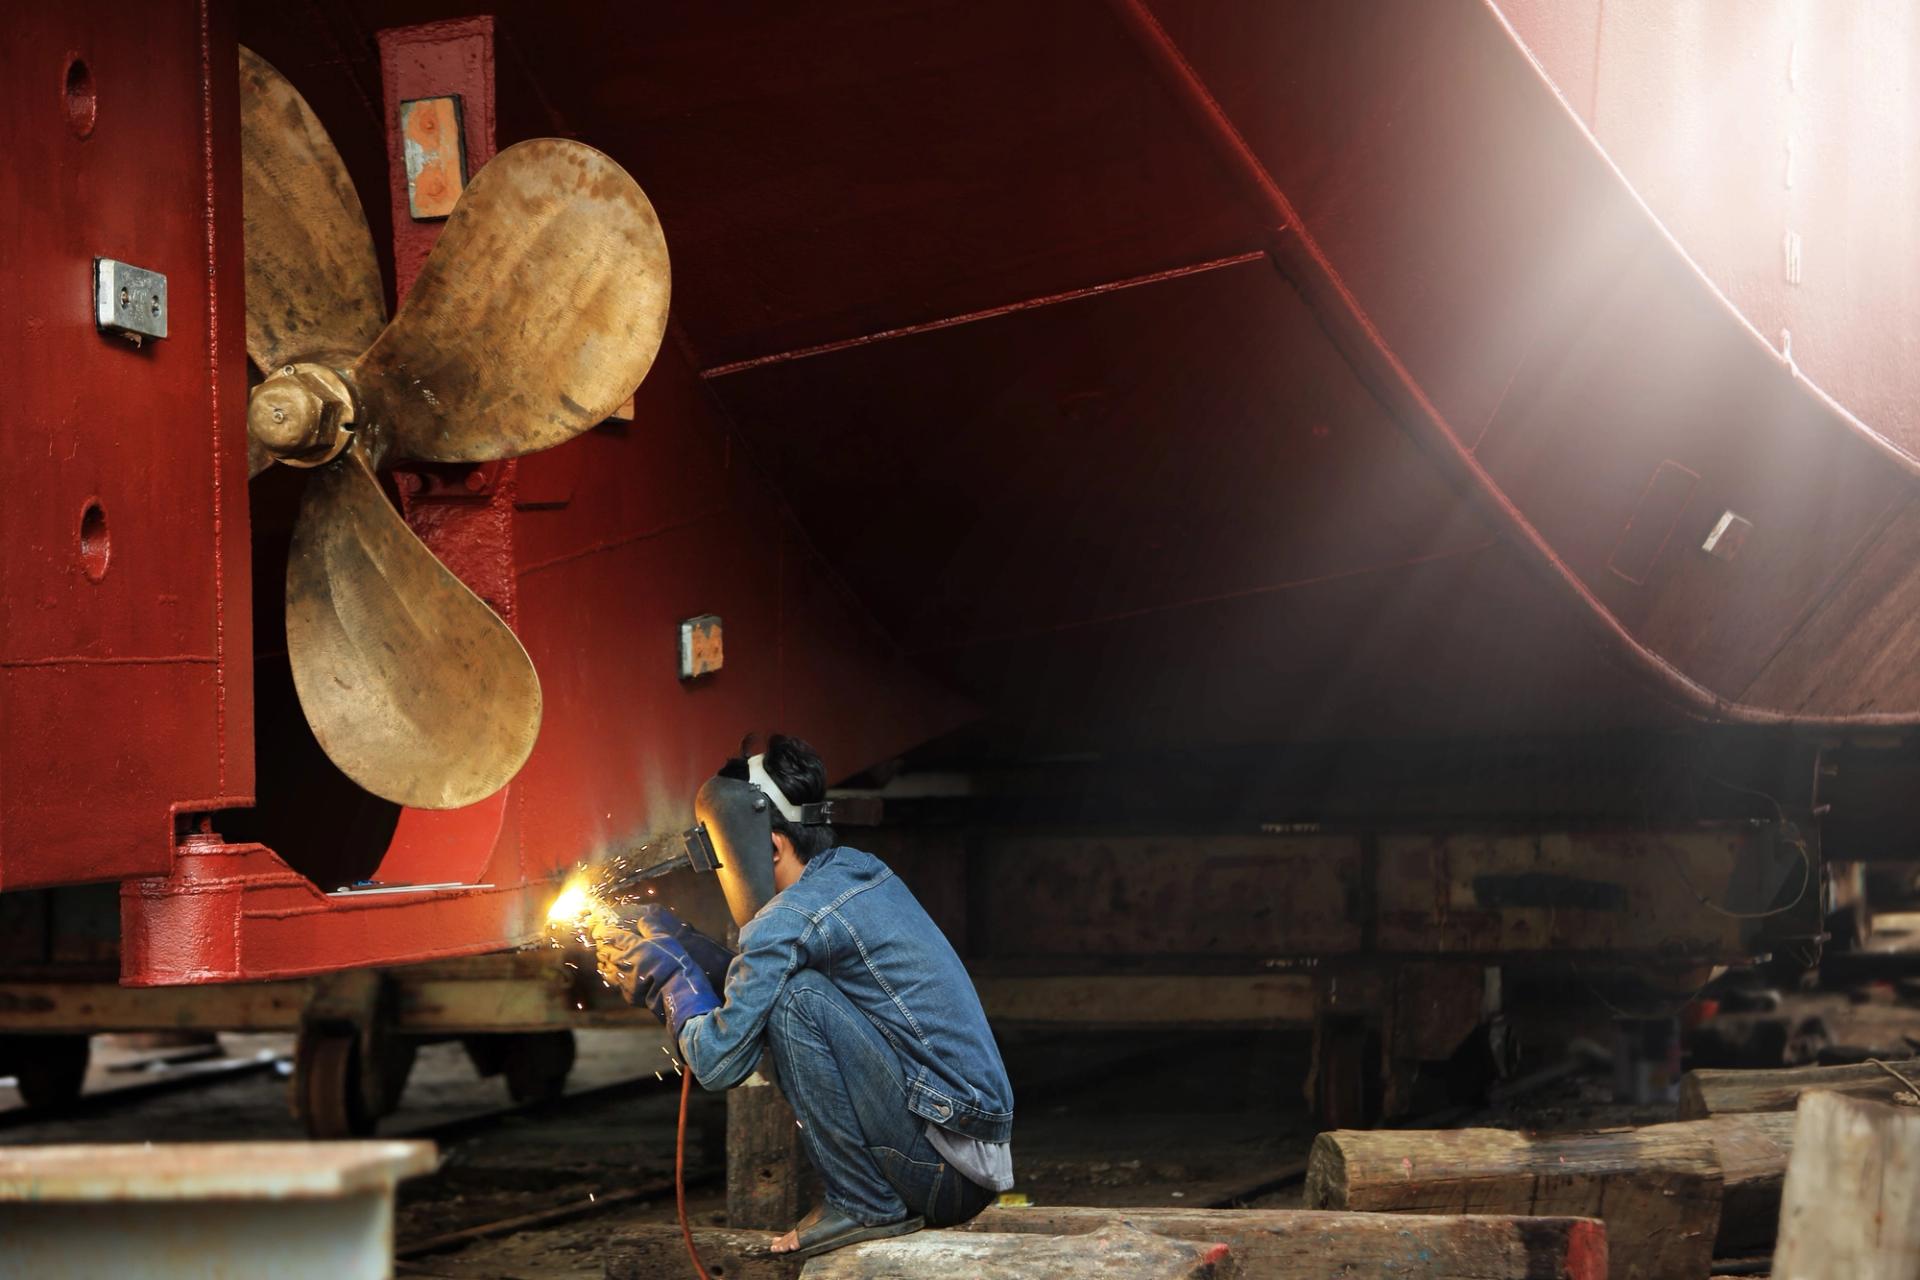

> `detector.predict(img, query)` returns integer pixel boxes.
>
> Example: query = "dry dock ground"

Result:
[3,947,1917,1279]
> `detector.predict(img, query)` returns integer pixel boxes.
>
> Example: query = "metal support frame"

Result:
[0,951,638,1137]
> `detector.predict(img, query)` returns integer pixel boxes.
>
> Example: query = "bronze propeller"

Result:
[238,47,671,809]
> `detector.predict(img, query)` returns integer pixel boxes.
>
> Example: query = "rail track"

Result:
[0,1046,290,1132]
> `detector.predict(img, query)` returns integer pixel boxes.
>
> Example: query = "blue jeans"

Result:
[765,969,995,1228]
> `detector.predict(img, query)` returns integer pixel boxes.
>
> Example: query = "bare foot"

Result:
[769,1228,800,1254]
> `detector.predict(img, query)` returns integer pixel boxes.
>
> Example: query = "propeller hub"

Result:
[248,364,355,468]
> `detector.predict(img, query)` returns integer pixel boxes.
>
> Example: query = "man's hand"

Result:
[626,903,735,991]
[591,923,720,1035]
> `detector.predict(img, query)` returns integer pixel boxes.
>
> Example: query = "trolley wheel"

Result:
[295,1029,374,1139]
[502,1030,576,1104]
[2,1033,90,1109]
[366,1034,419,1119]
[461,1033,510,1079]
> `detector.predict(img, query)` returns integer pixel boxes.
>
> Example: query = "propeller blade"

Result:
[352,139,670,463]
[286,448,542,810]
[238,46,386,373]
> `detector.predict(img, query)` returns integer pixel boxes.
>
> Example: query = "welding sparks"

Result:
[545,872,600,930]
[544,869,630,955]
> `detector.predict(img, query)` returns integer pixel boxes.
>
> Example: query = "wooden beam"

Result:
[807,1224,1229,1278]
[0,953,655,1036]
[1771,1092,1920,1279]
[0,970,1312,1037]
[0,980,313,1033]
[1679,1057,1920,1119]
[974,975,1315,1027]
[1306,1113,1799,1277]
[964,1206,1608,1279]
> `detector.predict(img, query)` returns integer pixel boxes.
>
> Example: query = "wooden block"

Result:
[801,1223,1228,1279]
[964,1206,1608,1279]
[1305,1121,1749,1280]
[727,1072,805,1231]
[1771,1092,1920,1280]
[1709,1110,1799,1255]
[1679,1056,1920,1119]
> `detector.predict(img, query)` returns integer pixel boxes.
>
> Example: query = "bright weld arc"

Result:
[545,871,605,931]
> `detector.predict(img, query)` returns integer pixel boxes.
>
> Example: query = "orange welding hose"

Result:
[677,1063,716,1280]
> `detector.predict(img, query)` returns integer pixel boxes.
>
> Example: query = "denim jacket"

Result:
[678,847,1015,1144]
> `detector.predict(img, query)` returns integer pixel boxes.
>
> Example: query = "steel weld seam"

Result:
[700,251,1270,378]
[0,654,220,669]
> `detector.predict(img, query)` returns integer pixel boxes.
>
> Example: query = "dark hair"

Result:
[724,734,835,864]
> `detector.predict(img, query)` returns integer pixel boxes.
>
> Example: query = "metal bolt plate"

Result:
[1702,510,1754,562]
[94,258,168,343]
[678,614,724,680]
[401,95,468,220]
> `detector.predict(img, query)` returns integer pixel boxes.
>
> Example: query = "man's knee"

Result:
[766,971,840,1071]
[775,971,844,1028]
[780,967,838,1009]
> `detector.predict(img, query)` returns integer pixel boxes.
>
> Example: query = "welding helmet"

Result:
[694,773,777,928]
[700,748,858,926]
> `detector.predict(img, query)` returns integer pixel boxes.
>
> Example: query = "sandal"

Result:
[772,1204,924,1260]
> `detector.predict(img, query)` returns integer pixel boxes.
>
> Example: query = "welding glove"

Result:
[624,903,735,991]
[593,927,720,1036]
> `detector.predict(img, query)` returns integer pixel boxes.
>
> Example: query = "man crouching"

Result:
[591,734,1014,1260]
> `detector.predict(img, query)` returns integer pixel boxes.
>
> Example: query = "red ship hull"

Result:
[7,0,1920,982]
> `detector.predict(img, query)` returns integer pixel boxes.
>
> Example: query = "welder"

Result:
[590,735,1014,1261]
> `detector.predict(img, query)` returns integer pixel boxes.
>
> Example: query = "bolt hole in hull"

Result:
[63,54,94,139]
[77,500,109,582]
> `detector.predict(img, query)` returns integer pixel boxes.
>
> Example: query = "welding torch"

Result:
[598,823,725,896]
[546,789,882,944]
[541,823,721,948]
[571,795,882,907]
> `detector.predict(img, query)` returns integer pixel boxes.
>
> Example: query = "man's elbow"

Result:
[679,1016,754,1091]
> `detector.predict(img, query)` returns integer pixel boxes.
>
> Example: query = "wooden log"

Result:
[1305,1113,1799,1279]
[1678,1055,1920,1119]
[964,1206,1608,1279]
[801,1223,1229,1279]
[1709,1110,1798,1256]
[1771,1092,1920,1280]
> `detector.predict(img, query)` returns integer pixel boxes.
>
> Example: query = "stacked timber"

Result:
[1772,1091,1920,1279]
[1678,1055,1920,1119]
[604,1209,1610,1279]
[1305,1112,1798,1278]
